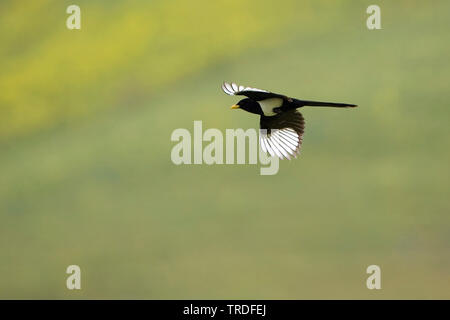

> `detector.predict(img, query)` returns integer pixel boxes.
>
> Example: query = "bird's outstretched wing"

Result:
[259,110,305,160]
[222,82,286,101]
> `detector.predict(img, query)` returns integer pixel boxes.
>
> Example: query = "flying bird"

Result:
[222,82,357,160]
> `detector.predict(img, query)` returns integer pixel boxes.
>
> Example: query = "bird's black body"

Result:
[236,97,356,116]
[222,82,357,160]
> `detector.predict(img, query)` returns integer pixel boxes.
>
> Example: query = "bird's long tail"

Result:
[294,99,357,108]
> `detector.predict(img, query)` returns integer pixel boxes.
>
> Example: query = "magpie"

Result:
[222,82,357,160]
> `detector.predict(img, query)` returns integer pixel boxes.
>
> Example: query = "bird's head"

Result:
[230,98,262,115]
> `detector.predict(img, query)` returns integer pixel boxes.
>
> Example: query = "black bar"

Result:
[0,300,444,318]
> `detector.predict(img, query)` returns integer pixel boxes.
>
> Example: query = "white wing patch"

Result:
[259,128,303,160]
[222,82,268,96]
[258,98,283,116]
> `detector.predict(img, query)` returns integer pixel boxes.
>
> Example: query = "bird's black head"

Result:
[230,98,262,115]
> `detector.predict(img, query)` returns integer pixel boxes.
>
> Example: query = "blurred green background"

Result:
[0,0,449,299]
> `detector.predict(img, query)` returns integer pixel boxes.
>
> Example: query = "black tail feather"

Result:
[294,99,357,108]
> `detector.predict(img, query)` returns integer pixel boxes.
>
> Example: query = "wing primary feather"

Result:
[273,132,296,156]
[259,136,267,153]
[265,139,276,157]
[278,136,298,151]
[270,133,291,159]
[266,136,284,159]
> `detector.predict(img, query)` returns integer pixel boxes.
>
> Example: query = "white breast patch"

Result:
[258,98,283,116]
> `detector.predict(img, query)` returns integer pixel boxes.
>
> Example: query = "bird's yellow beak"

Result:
[230,104,240,109]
